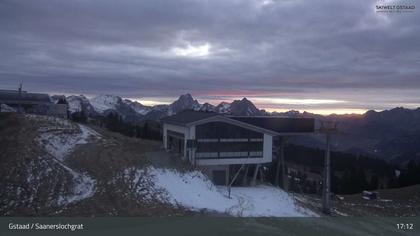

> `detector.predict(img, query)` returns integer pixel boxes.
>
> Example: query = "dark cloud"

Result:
[0,0,419,112]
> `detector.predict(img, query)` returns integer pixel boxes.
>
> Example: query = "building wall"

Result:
[187,125,195,163]
[263,133,273,161]
[194,121,273,166]
[200,165,229,186]
[163,123,189,160]
[195,134,272,166]
[163,121,274,166]
[0,90,68,118]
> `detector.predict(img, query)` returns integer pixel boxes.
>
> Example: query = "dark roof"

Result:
[161,110,220,126]
[229,116,315,133]
[162,111,315,134]
[0,91,51,103]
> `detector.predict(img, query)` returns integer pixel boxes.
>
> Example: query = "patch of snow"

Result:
[120,167,169,204]
[150,168,236,212]
[27,115,98,205]
[67,98,82,113]
[379,199,393,202]
[192,103,201,111]
[53,159,96,206]
[89,94,122,113]
[132,107,150,115]
[216,102,231,113]
[66,95,96,115]
[123,100,151,115]
[147,167,316,217]
[33,116,101,161]
[0,103,16,112]
[334,209,349,216]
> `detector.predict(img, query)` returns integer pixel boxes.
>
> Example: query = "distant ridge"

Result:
[51,92,420,164]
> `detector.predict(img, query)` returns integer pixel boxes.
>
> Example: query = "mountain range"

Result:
[53,93,420,165]
[58,93,265,122]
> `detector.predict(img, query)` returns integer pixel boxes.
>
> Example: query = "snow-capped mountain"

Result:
[57,93,420,164]
[62,93,264,122]
[215,102,231,113]
[229,98,262,116]
[215,98,262,116]
[200,103,216,112]
[89,94,122,113]
[123,99,151,115]
[88,94,143,122]
[66,95,96,115]
[167,94,201,115]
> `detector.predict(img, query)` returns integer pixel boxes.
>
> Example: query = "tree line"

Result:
[70,110,161,141]
[267,144,420,195]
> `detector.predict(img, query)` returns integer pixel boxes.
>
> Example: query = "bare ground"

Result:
[295,185,420,216]
[60,126,190,216]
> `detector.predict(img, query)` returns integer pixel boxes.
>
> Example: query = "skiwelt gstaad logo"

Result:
[375,0,416,13]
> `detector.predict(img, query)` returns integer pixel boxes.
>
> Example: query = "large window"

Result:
[196,122,263,139]
[195,122,264,159]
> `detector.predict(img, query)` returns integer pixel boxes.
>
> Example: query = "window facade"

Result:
[195,122,264,159]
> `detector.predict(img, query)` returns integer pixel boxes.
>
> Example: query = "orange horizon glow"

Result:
[262,108,369,115]
[129,97,371,115]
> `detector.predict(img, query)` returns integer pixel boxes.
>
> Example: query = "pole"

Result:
[322,132,331,214]
[275,137,286,189]
[280,138,287,190]
[228,164,244,198]
[275,138,281,186]
[250,164,260,186]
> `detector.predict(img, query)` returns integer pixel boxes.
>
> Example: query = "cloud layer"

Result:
[1,0,419,113]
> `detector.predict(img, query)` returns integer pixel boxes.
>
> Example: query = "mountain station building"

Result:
[0,87,68,118]
[161,110,315,185]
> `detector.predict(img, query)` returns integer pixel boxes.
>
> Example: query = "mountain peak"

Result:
[89,94,123,113]
[168,93,200,115]
[123,99,151,115]
[178,93,193,100]
[200,102,216,112]
[230,97,261,116]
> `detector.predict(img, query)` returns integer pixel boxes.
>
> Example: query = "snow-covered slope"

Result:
[215,102,231,113]
[66,95,96,115]
[123,99,151,115]
[36,115,101,161]
[138,167,315,217]
[31,115,100,206]
[89,94,144,122]
[89,94,122,113]
[0,103,16,112]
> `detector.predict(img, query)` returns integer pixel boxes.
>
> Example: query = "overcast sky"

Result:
[0,0,419,114]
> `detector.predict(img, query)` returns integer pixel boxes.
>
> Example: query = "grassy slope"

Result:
[0,113,187,216]
[296,185,420,216]
[61,126,187,216]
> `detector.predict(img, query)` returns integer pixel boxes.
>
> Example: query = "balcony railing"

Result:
[195,151,263,159]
